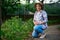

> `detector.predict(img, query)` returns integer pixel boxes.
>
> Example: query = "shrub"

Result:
[48,20,60,25]
[1,17,34,40]
[57,26,60,30]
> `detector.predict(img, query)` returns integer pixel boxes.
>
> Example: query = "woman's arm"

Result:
[33,12,39,25]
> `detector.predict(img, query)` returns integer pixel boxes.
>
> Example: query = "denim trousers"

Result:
[32,25,46,38]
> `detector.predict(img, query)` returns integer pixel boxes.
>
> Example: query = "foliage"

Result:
[2,0,24,15]
[57,26,60,30]
[2,0,60,16]
[48,19,60,25]
[44,4,60,15]
[27,3,36,12]
[1,17,34,40]
[1,16,60,40]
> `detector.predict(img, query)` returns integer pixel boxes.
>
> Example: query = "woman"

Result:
[32,2,48,38]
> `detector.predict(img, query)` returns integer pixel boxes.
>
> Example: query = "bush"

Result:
[1,17,34,40]
[57,26,60,30]
[2,0,60,16]
[48,19,60,25]
[44,4,60,16]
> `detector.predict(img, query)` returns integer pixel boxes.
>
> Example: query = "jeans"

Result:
[32,25,46,38]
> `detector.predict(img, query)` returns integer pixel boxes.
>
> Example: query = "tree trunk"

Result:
[26,0,30,4]
[33,0,35,3]
[38,0,44,4]
[38,0,40,1]
[41,0,44,3]
[28,0,30,3]
[0,0,2,26]
[50,0,52,2]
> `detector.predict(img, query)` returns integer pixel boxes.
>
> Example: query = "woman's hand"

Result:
[33,21,45,25]
[34,22,39,25]
[39,21,45,24]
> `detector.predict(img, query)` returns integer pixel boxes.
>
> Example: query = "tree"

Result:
[41,0,44,3]
[38,0,40,2]
[0,0,2,26]
[28,0,30,3]
[57,0,60,3]
[33,0,35,3]
[26,0,30,4]
[50,0,53,2]
[38,0,44,4]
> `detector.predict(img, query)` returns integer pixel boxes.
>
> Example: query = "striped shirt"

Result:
[33,10,48,29]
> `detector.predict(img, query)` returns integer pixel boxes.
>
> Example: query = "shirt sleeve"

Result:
[33,12,36,22]
[33,14,35,22]
[42,11,48,23]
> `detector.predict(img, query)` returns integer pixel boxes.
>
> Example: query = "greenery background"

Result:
[1,0,60,40]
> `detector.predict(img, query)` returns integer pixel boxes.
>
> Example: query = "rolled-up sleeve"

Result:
[43,11,48,23]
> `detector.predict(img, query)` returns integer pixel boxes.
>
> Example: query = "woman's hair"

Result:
[35,2,43,10]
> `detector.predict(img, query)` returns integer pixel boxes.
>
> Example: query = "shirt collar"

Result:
[36,10,42,13]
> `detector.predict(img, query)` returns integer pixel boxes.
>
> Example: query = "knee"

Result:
[32,32,38,38]
[34,26,38,31]
[34,25,42,31]
[32,31,38,38]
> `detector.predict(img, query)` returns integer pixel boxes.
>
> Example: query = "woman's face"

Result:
[36,4,41,11]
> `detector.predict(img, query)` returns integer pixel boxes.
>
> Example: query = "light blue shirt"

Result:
[33,10,48,29]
